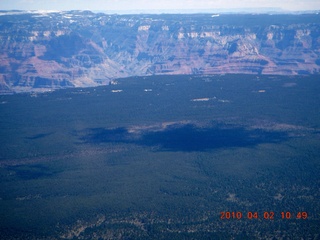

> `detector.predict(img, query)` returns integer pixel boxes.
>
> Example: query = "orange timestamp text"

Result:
[220,211,308,220]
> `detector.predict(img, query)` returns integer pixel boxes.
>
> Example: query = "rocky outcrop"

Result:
[0,11,319,93]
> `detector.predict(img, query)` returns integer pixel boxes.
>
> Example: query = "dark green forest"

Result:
[0,74,319,239]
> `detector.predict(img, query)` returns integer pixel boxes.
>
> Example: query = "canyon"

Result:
[0,11,319,93]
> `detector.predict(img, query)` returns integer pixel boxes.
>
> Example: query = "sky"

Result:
[1,0,320,13]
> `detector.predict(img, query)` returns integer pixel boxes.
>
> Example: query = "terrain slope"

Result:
[0,11,319,93]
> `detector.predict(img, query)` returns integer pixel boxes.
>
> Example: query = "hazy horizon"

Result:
[1,0,320,13]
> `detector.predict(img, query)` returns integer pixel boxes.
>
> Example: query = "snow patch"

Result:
[191,98,210,102]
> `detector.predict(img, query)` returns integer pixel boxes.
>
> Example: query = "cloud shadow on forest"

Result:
[80,123,289,152]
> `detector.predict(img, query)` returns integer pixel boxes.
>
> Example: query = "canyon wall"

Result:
[0,11,319,93]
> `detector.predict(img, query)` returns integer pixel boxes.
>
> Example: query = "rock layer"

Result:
[0,11,319,93]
